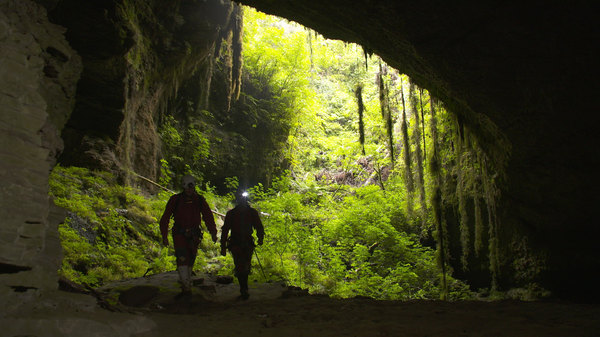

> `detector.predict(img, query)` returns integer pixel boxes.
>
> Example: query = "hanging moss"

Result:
[200,53,215,110]
[428,95,503,294]
[433,186,448,299]
[378,63,386,119]
[355,85,366,155]
[428,97,448,299]
[231,4,243,102]
[400,78,413,193]
[378,63,395,165]
[481,154,500,290]
[453,119,502,289]
[419,88,427,160]
[307,29,314,69]
[362,46,372,70]
[409,82,427,229]
[386,104,395,165]
[217,4,244,112]
[454,118,470,270]
[472,135,486,258]
[398,78,415,218]
[428,97,441,176]
[473,195,484,256]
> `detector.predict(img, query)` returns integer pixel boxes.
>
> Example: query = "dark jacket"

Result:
[221,203,264,247]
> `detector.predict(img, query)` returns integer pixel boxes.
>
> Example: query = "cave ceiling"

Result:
[233,0,598,221]
[233,1,597,149]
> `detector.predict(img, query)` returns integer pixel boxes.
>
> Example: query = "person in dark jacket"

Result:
[220,190,264,300]
[160,174,217,295]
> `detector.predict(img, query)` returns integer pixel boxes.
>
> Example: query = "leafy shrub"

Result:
[50,166,174,286]
[249,176,461,300]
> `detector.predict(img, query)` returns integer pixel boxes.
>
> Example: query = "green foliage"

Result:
[159,113,212,189]
[51,162,457,299]
[50,165,176,286]
[245,178,459,300]
[50,165,232,287]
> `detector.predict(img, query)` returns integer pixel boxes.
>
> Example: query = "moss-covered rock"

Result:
[46,0,240,191]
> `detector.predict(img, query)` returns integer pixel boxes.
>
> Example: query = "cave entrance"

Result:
[51,7,505,301]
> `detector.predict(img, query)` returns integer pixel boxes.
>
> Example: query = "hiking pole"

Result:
[253,248,268,281]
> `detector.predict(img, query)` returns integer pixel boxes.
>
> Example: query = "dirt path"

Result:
[90,272,600,337]
[139,298,599,337]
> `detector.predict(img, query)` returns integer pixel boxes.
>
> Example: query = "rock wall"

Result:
[0,0,241,313]
[0,0,81,311]
[48,0,239,187]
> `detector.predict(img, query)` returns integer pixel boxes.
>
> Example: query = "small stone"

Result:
[215,275,233,284]
[118,285,159,307]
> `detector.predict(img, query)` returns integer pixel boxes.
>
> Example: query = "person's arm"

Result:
[159,195,177,246]
[252,208,265,245]
[220,212,231,256]
[200,196,218,242]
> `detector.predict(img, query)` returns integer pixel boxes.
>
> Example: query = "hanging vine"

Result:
[217,3,244,112]
[307,29,314,70]
[451,112,502,288]
[400,77,413,192]
[480,152,501,290]
[409,82,427,229]
[231,4,243,102]
[419,88,427,160]
[378,62,395,165]
[355,85,366,155]
[399,77,414,216]
[429,96,448,299]
[473,192,484,257]
[362,46,372,70]
[454,116,471,270]
[426,94,504,296]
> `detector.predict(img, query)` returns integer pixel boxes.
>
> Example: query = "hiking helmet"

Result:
[182,174,195,189]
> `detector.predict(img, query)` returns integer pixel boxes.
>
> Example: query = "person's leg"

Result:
[242,246,254,299]
[178,265,191,292]
[238,272,249,299]
[232,245,253,299]
[188,238,199,282]
[231,246,249,299]
[173,234,192,294]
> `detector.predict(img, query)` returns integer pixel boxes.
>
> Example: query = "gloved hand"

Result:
[162,237,169,247]
[220,247,227,256]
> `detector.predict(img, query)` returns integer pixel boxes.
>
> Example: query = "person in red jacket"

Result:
[160,174,217,295]
[220,190,264,300]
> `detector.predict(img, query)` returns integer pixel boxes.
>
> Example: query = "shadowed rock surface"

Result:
[3,272,600,336]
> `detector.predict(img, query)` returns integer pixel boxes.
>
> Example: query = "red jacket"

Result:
[160,192,217,242]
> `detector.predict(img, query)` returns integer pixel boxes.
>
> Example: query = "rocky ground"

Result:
[3,272,600,337]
